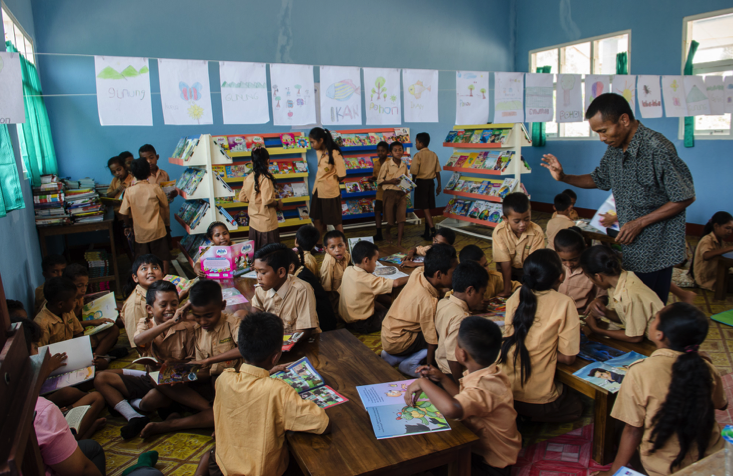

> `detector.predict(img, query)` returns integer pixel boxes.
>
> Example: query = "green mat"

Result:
[712,309,733,327]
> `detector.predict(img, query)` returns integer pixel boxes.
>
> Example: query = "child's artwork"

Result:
[556,74,583,123]
[199,241,254,279]
[94,55,151,126]
[725,77,733,114]
[356,380,451,439]
[494,72,524,123]
[157,59,213,125]
[636,75,663,119]
[363,67,402,125]
[525,73,554,122]
[573,352,646,393]
[403,69,439,123]
[269,63,316,126]
[320,65,362,126]
[39,336,95,395]
[584,75,611,111]
[157,362,201,385]
[661,76,688,117]
[455,71,489,125]
[704,75,725,116]
[590,193,619,234]
[612,75,637,117]
[683,75,711,116]
[219,61,269,124]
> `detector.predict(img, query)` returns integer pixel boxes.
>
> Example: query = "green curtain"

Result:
[0,124,25,217]
[615,52,628,75]
[531,65,552,147]
[6,41,58,186]
[683,40,699,148]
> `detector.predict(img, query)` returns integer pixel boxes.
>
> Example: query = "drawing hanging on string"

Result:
[556,74,583,123]
[494,72,524,123]
[704,76,725,116]
[612,75,637,116]
[724,77,733,114]
[524,73,553,122]
[661,76,688,117]
[158,59,213,125]
[683,76,711,116]
[269,64,316,126]
[219,61,269,124]
[636,75,662,119]
[455,71,489,125]
[320,66,362,126]
[94,56,152,126]
[363,67,401,125]
[0,52,25,124]
[403,69,439,123]
[584,75,611,111]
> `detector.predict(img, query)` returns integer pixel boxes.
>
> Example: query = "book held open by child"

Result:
[39,336,95,395]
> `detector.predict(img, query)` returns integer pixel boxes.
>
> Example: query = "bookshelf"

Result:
[440,123,531,240]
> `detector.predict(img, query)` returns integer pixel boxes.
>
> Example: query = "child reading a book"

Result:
[381,244,457,376]
[35,254,67,314]
[309,127,347,250]
[581,245,663,344]
[238,147,281,251]
[411,132,442,241]
[377,141,410,247]
[319,230,350,316]
[372,141,390,242]
[554,228,605,315]
[251,243,320,339]
[406,317,521,476]
[295,224,320,278]
[201,311,330,476]
[435,261,489,381]
[119,150,134,170]
[689,211,733,291]
[106,155,132,199]
[194,221,233,278]
[458,245,520,301]
[339,241,408,334]
[605,303,727,475]
[492,192,545,297]
[121,254,164,348]
[403,227,456,267]
[497,250,582,423]
[552,189,579,220]
[120,158,171,274]
[289,249,337,332]
[546,192,576,251]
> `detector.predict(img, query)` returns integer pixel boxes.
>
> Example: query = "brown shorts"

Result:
[310,191,343,226]
[414,178,436,210]
[383,190,407,225]
[135,236,171,261]
[249,227,280,253]
[374,199,383,214]
[120,374,155,399]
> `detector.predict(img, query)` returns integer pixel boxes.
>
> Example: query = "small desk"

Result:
[36,210,121,295]
[671,449,723,475]
[714,253,733,301]
[281,329,479,476]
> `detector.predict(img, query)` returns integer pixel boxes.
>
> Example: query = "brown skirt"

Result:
[249,227,280,252]
[414,178,436,210]
[310,190,343,225]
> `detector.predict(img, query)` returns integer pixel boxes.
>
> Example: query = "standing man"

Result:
[541,93,695,304]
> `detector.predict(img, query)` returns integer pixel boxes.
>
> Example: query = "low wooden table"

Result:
[714,253,733,301]
[280,329,479,476]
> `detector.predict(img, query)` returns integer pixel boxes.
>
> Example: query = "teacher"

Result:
[541,93,695,304]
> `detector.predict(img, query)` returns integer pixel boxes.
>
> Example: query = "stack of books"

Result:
[176,168,206,196]
[65,184,104,223]
[177,200,210,230]
[34,175,70,226]
[84,250,111,292]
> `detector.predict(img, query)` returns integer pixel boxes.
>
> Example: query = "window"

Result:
[529,31,630,139]
[681,8,733,139]
[2,2,34,64]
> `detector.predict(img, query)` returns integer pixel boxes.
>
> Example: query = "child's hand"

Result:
[585,314,600,331]
[589,299,607,318]
[416,364,444,383]
[49,352,68,372]
[172,302,192,323]
[269,364,288,375]
[404,379,423,407]
[124,227,132,237]
[195,268,206,278]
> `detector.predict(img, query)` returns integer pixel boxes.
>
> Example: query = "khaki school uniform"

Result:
[373,158,387,202]
[455,365,522,469]
[121,285,148,347]
[338,266,393,324]
[213,363,329,476]
[492,220,545,269]
[377,158,409,225]
[313,150,347,199]
[119,181,168,244]
[484,268,521,300]
[134,316,196,362]
[34,284,46,315]
[693,232,723,291]
[611,349,726,476]
[552,209,579,221]
[303,250,319,279]
[107,174,134,215]
[239,173,279,233]
[410,148,441,180]
[34,305,84,347]
[320,251,350,293]
[147,168,170,185]
[252,275,320,334]
[607,270,663,338]
[434,295,471,375]
[558,266,606,314]
[546,214,575,250]
[194,312,241,375]
[381,268,440,355]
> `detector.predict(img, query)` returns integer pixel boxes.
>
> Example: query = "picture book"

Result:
[444,131,458,143]
[163,275,196,296]
[367,133,380,145]
[279,184,294,199]
[496,178,518,199]
[282,332,304,352]
[221,287,248,305]
[268,163,280,174]
[278,162,293,174]
[494,151,511,171]
[295,161,308,173]
[213,135,229,150]
[212,165,226,178]
[64,405,91,435]
[348,236,374,264]
[345,158,359,170]
[452,200,466,216]
[444,172,460,191]
[291,183,307,197]
[444,199,456,215]
[298,207,309,220]
[382,131,395,143]
[397,175,417,194]
[468,201,485,219]
[171,137,188,158]
[464,153,479,168]
[453,155,468,168]
[245,135,265,150]
[453,180,465,192]
[347,201,360,215]
[498,129,511,144]
[225,164,249,178]
[590,193,619,234]
[341,203,349,215]
[271,357,348,409]
[461,130,474,143]
[332,131,344,147]
[487,204,503,223]
[199,241,254,279]
[280,133,297,149]
[573,352,647,393]
[39,336,95,395]
[470,130,483,143]
[452,131,465,143]
[356,380,451,439]
[482,151,501,170]
[472,152,486,169]
[477,181,491,195]
[480,130,493,143]
[578,334,626,362]
[477,203,492,221]
[500,152,517,174]
[277,211,286,223]
[380,252,407,265]
[233,210,249,227]
[612,468,644,476]
[488,182,502,197]
[445,152,461,167]
[345,182,362,194]
[156,362,202,385]
[296,137,310,149]
[394,128,410,143]
[360,179,376,191]
[227,135,248,152]
[467,181,483,194]
[81,291,118,326]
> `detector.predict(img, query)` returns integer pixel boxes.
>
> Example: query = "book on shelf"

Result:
[347,201,360,215]
[277,184,295,199]
[280,133,297,149]
[297,207,309,220]
[470,130,483,143]
[296,137,310,149]
[276,211,286,223]
[496,178,518,199]
[344,182,362,194]
[444,172,460,191]
[215,197,234,207]
[341,202,349,215]
[199,241,254,279]
[472,152,487,169]
[216,205,238,227]
[444,131,458,143]
[214,173,234,194]
[171,137,188,158]
[291,183,307,197]
[464,153,478,168]
[177,200,210,228]
[225,164,251,178]
[453,155,468,168]
[271,357,348,409]
[382,131,395,143]
[212,136,229,150]
[444,152,461,167]
[467,201,484,219]
[268,163,280,174]
[479,130,493,143]
[39,336,95,395]
[227,135,248,152]
[461,130,474,143]
[452,131,465,143]
[245,135,265,150]
[278,162,293,174]
[176,168,206,195]
[295,161,308,173]
[444,199,456,214]
[573,352,647,393]
[360,178,376,191]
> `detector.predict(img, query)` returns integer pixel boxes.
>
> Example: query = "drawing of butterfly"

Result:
[180,82,203,101]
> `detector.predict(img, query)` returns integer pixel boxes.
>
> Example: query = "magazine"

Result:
[573,352,647,393]
[271,357,348,409]
[199,241,254,279]
[39,336,95,395]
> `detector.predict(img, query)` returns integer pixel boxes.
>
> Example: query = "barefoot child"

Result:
[320,230,349,317]
[239,147,280,251]
[309,127,347,249]
[690,211,733,291]
[377,141,409,247]
[546,192,575,250]
[121,254,164,348]
[411,132,442,240]
[554,228,605,315]
[372,141,390,242]
[458,245,520,301]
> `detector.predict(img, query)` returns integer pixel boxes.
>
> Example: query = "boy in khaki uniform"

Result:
[411,132,442,240]
[458,245,521,301]
[34,278,83,347]
[402,228,456,267]
[320,230,350,318]
[377,141,410,246]
[34,254,67,315]
[546,193,576,251]
[372,141,390,241]
[120,254,164,348]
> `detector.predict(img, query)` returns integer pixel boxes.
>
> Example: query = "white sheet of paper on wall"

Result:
[612,75,636,117]
[494,72,524,123]
[320,66,362,126]
[269,64,316,126]
[363,67,401,125]
[0,52,26,124]
[219,61,269,124]
[584,75,611,111]
[704,76,725,116]
[661,76,687,117]
[725,77,733,114]
[95,56,152,126]
[524,73,554,122]
[683,76,711,116]
[636,75,663,119]
[158,59,213,125]
[403,69,439,123]
[455,71,489,125]
[556,74,583,123]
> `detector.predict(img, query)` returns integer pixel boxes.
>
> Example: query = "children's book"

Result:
[467,181,483,194]
[397,174,417,194]
[282,333,304,352]
[444,199,456,215]
[347,201,360,215]
[482,151,501,170]
[470,130,483,143]
[472,152,487,169]
[496,178,518,199]
[291,183,307,197]
[348,236,374,264]
[156,362,202,385]
[271,357,348,409]
[453,155,469,168]
[221,287,248,304]
[444,172,461,191]
[356,379,451,439]
[279,184,294,198]
[276,211,286,223]
[444,131,458,143]
[612,467,644,476]
[444,152,461,167]
[212,165,226,178]
[296,137,310,149]
[464,153,479,168]
[578,334,626,362]
[487,204,503,223]
[245,135,265,150]
[590,193,619,234]
[269,163,280,174]
[344,182,362,194]
[477,203,492,221]
[64,405,91,435]
[80,292,118,336]
[297,207,309,220]
[382,131,396,143]
[39,336,95,395]
[500,152,517,174]
[199,241,254,279]
[213,135,229,150]
[452,131,465,143]
[461,130,475,143]
[280,133,296,149]
[171,137,188,158]
[341,203,349,215]
[468,201,485,219]
[477,181,491,195]
[480,130,493,143]
[295,161,308,173]
[573,352,647,393]
[227,135,248,152]
[394,128,410,143]
[163,275,197,295]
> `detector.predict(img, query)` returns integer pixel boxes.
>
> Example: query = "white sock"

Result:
[130,398,143,411]
[114,401,144,421]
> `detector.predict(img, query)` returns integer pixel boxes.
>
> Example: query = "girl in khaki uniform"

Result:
[689,211,733,291]
[239,147,281,251]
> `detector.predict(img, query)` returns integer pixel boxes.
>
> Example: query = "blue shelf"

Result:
[342,191,376,198]
[341,143,412,151]
[346,168,374,175]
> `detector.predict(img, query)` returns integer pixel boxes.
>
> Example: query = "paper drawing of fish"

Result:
[326,79,360,101]
[408,80,431,99]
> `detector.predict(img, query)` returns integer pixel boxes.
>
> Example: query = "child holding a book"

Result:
[294,224,320,278]
[195,221,234,278]
[319,230,350,319]
[411,132,442,240]
[372,141,390,242]
[106,155,132,199]
[289,249,337,332]
[458,245,520,301]
[402,227,456,267]
[121,254,164,348]
[689,211,733,291]
[552,189,579,220]
[554,228,605,315]
[497,250,582,422]
[35,254,67,314]
[546,192,576,251]
[492,192,545,297]
[377,141,410,247]
[406,317,521,476]
[238,147,280,251]
[309,127,347,250]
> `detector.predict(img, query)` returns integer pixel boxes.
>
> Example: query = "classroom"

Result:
[1,0,733,475]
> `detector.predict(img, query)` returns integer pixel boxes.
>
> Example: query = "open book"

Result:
[81,292,118,336]
[39,336,95,395]
[573,351,646,393]
[64,405,90,435]
[356,379,451,439]
[282,333,304,352]
[271,357,348,409]
[590,193,620,234]
[157,362,202,385]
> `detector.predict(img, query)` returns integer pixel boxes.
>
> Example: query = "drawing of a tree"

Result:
[480,88,486,99]
[295,84,302,95]
[371,88,376,101]
[390,95,397,103]
[468,84,475,97]
[275,96,281,108]
[374,76,387,100]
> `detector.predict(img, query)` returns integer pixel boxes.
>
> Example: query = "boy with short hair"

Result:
[405,317,521,476]
[320,229,349,317]
[7,299,27,320]
[121,254,164,348]
[339,241,408,334]
[546,193,576,250]
[119,151,134,170]
[459,245,520,300]
[492,192,545,296]
[411,132,442,240]
[435,261,489,381]
[555,228,606,315]
[403,227,456,267]
[35,254,67,314]
[138,144,170,185]
[252,243,320,338]
[552,188,580,220]
[372,141,390,242]
[289,249,337,332]
[295,224,321,278]
[377,141,409,246]
[33,277,83,347]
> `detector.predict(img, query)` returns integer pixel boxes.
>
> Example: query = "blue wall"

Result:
[30,0,515,237]
[515,0,733,225]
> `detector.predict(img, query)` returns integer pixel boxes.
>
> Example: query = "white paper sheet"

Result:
[455,71,489,125]
[39,335,94,377]
[636,75,663,119]
[320,66,362,126]
[612,75,637,116]
[374,268,409,280]
[0,52,26,124]
[556,74,583,123]
[683,76,711,116]
[661,76,688,117]
[725,77,733,114]
[94,56,152,126]
[363,68,401,125]
[269,64,316,126]
[403,69,439,123]
[494,72,524,123]
[525,73,554,122]
[584,75,611,111]
[219,61,269,124]
[704,76,725,116]
[158,59,213,125]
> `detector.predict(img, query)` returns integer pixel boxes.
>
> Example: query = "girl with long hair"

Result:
[238,147,280,251]
[689,211,733,291]
[308,127,346,250]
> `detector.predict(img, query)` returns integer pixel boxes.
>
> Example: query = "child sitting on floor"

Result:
[34,277,84,347]
[546,192,576,251]
[555,228,606,315]
[458,245,520,301]
[402,227,456,267]
[34,254,67,314]
[406,317,521,476]
[689,211,733,291]
[295,224,321,278]
[320,229,349,318]
[552,189,579,220]
[289,249,336,332]
[121,254,164,349]
[581,245,663,343]
[339,241,408,334]
[195,221,233,278]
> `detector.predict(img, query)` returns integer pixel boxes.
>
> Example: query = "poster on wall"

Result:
[219,62,269,124]
[584,74,611,111]
[158,59,213,125]
[269,64,316,126]
[403,69,439,123]
[704,76,725,116]
[661,76,688,117]
[636,75,662,119]
[363,67,401,125]
[683,76,711,116]
[494,72,524,123]
[455,71,489,125]
[556,74,583,123]
[0,52,25,124]
[319,66,362,126]
[725,77,733,114]
[524,73,553,122]
[612,75,637,116]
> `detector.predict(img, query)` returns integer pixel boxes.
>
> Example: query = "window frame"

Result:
[1,1,34,64]
[528,29,632,141]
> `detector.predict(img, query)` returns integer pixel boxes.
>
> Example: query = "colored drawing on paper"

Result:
[320,65,361,125]
[326,79,360,101]
[456,71,489,124]
[556,74,583,123]
[403,69,439,122]
[408,80,431,99]
[364,68,401,124]
[494,72,524,123]
[97,65,149,80]
[561,75,576,106]
[94,55,152,126]
[219,62,269,124]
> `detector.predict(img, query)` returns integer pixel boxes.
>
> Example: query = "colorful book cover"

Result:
[573,352,647,393]
[222,287,248,304]
[453,155,469,168]
[368,133,380,145]
[498,129,511,144]
[444,152,461,167]
[487,204,503,223]
[345,158,360,170]
[279,184,294,198]
[213,136,229,150]
[472,152,486,169]
[467,181,483,194]
[81,292,118,323]
[277,211,286,223]
[342,203,349,215]
[283,333,304,352]
[467,201,483,219]
[233,211,249,227]
[280,133,297,149]
[358,198,372,213]
[295,161,308,173]
[452,131,465,143]
[271,357,348,409]
[382,131,395,143]
[227,135,247,152]
[461,130,474,143]
[477,181,491,195]
[499,151,516,173]
[358,157,373,168]
[245,135,266,150]
[497,178,518,199]
[479,130,493,143]
[394,128,410,143]
[212,165,226,178]
[470,130,483,143]
[345,182,362,194]
[199,241,254,279]
[296,137,310,149]
[464,153,478,168]
[444,199,456,215]
[157,362,202,385]
[444,172,461,191]
[478,203,492,221]
[39,336,95,395]
[482,151,501,169]
[269,162,280,174]
[347,201,360,214]
[163,275,197,295]
[444,131,458,143]
[297,207,309,220]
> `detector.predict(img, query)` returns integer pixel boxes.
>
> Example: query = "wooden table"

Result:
[36,209,121,295]
[714,253,733,301]
[280,329,479,476]
[671,449,724,474]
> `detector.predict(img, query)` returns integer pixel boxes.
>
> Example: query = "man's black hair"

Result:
[189,279,223,307]
[254,243,291,273]
[145,280,178,306]
[502,192,530,216]
[237,311,283,363]
[554,193,572,213]
[457,316,503,366]
[459,244,485,264]
[424,243,457,279]
[585,92,635,122]
[352,241,379,265]
[131,157,151,181]
[452,261,489,294]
